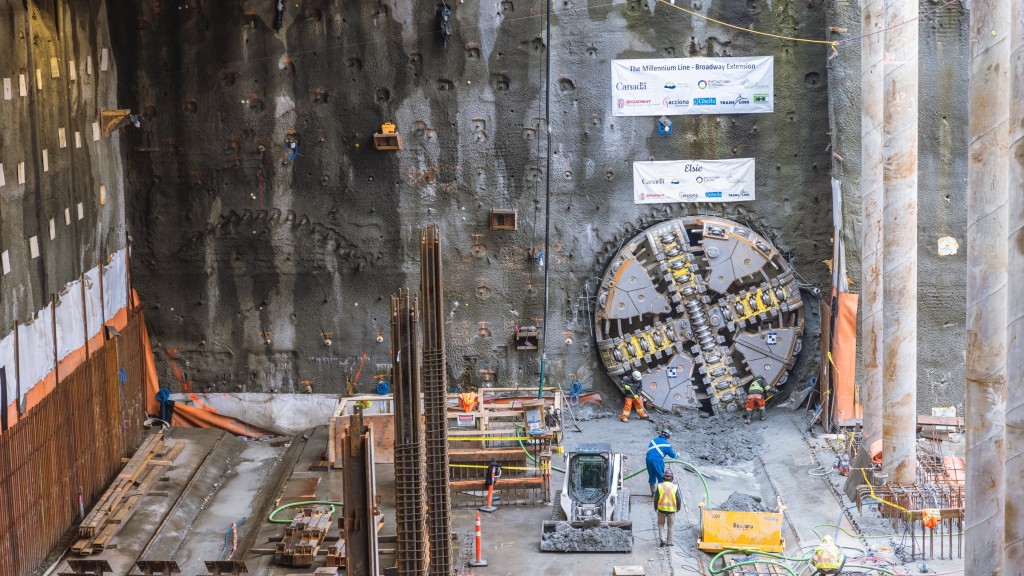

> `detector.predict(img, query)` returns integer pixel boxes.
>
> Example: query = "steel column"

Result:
[880,0,918,485]
[391,290,427,576]
[342,407,380,576]
[1004,0,1024,566]
[420,226,453,576]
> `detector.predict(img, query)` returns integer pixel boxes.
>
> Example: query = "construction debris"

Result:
[540,521,632,553]
[716,492,769,513]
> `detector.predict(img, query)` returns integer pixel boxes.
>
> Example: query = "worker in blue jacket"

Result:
[646,430,677,496]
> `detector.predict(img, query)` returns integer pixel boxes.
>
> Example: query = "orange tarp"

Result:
[6,298,271,438]
[831,292,860,426]
[139,312,272,438]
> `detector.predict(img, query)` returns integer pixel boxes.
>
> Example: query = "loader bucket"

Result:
[540,520,633,553]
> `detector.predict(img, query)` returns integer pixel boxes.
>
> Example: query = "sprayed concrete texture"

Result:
[827,0,970,414]
[0,0,125,330]
[540,521,633,552]
[716,491,768,512]
[107,1,833,399]
[657,410,764,466]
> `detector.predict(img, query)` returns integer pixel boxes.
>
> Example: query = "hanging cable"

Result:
[537,0,552,400]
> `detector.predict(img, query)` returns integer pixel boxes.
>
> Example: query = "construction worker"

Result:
[655,470,682,546]
[744,376,769,424]
[811,535,845,574]
[646,430,677,495]
[620,370,649,422]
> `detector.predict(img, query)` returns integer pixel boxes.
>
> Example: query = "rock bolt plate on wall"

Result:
[594,216,804,415]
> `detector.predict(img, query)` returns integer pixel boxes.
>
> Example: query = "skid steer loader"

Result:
[540,443,633,552]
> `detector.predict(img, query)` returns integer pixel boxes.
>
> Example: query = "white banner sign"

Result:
[611,57,773,116]
[633,159,755,204]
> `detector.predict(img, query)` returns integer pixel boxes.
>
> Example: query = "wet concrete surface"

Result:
[43,407,963,575]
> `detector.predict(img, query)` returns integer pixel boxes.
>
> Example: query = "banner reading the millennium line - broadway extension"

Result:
[611,57,773,116]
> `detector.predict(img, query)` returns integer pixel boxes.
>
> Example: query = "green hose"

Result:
[708,554,799,576]
[268,500,343,523]
[710,548,811,566]
[624,459,711,507]
[515,424,566,473]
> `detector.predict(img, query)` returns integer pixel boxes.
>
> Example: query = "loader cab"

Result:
[569,452,610,504]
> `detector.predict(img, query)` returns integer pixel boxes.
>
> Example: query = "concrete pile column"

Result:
[965,0,1010,570]
[860,0,884,445]
[1004,0,1024,566]
[880,0,918,485]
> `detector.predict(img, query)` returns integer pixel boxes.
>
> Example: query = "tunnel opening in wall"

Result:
[593,216,804,416]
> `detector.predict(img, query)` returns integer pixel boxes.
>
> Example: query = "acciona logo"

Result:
[662,97,690,107]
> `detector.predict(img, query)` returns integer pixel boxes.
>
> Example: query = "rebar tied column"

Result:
[880,0,918,485]
[966,0,1010,570]
[391,290,427,576]
[420,225,453,576]
[860,0,884,445]
[1004,0,1024,567]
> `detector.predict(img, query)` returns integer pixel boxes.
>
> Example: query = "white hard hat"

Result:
[631,370,642,380]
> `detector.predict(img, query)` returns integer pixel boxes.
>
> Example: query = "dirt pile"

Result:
[661,411,763,465]
[716,492,769,512]
[540,521,632,552]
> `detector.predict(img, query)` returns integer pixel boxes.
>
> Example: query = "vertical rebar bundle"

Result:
[391,290,427,576]
[860,0,884,445]
[881,0,918,486]
[965,0,1010,570]
[1004,0,1024,567]
[420,225,453,576]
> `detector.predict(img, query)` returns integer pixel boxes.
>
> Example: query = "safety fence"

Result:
[0,312,147,576]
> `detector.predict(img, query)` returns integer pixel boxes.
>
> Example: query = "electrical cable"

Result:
[536,0,552,401]
[268,500,343,524]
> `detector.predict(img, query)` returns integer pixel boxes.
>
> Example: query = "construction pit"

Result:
[36,404,965,576]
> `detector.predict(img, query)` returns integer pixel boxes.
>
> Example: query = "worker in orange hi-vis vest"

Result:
[654,471,682,547]
[620,370,649,423]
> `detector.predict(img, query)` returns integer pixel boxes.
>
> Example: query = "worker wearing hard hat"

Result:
[744,376,770,424]
[620,370,649,423]
[811,535,846,574]
[646,430,678,496]
[654,470,682,547]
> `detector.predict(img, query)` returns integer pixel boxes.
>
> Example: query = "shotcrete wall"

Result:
[827,0,969,414]
[0,0,123,332]
[109,1,835,397]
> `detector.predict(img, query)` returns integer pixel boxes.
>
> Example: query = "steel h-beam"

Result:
[880,0,918,486]
[965,0,1010,570]
[391,290,427,576]
[1004,0,1024,566]
[343,407,380,576]
[420,225,453,576]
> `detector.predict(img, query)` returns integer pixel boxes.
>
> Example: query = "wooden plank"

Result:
[449,448,526,463]
[613,566,645,576]
[449,477,545,491]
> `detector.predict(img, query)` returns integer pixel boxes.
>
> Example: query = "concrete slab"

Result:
[42,406,964,576]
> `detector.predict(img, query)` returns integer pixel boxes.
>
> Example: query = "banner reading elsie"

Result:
[633,159,756,204]
[612,57,773,116]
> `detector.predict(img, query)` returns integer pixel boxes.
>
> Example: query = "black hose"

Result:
[537,0,553,400]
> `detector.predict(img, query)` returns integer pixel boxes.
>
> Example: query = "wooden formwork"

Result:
[447,387,561,506]
[326,388,564,505]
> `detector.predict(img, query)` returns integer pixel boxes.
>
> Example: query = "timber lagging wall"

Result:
[0,313,147,576]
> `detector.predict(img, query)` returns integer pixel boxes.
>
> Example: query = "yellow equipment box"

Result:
[697,509,785,553]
